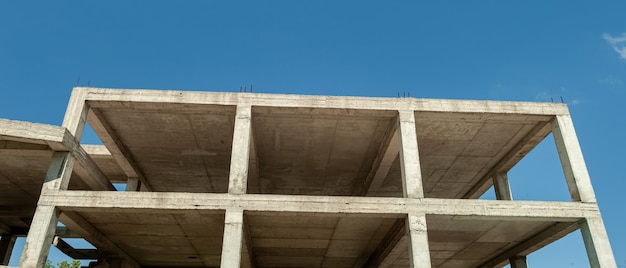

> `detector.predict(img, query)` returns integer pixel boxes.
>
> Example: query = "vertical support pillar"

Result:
[398,110,430,267]
[21,88,88,267]
[406,213,431,268]
[125,177,140,191]
[0,234,17,265]
[220,209,244,268]
[553,115,616,266]
[228,103,252,194]
[551,115,596,202]
[19,206,60,267]
[397,110,424,199]
[61,87,90,140]
[509,256,528,268]
[580,217,617,268]
[493,173,513,200]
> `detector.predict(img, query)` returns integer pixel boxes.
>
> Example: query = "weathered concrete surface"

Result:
[5,87,615,267]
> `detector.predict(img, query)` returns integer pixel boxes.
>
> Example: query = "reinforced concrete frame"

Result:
[0,87,617,267]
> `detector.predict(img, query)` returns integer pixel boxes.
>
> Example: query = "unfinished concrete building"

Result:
[0,87,617,267]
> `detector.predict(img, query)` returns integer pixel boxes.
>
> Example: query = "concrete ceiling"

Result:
[77,99,561,267]
[1,93,570,267]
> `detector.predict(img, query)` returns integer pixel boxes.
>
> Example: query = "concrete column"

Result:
[493,173,513,200]
[551,115,596,202]
[21,89,88,267]
[0,235,17,265]
[580,217,617,268]
[398,110,429,267]
[406,213,431,268]
[61,87,90,141]
[397,110,424,199]
[125,177,140,191]
[509,255,528,268]
[228,103,252,194]
[220,209,244,268]
[19,206,60,267]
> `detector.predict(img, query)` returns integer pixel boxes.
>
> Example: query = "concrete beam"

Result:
[398,110,424,199]
[220,209,244,268]
[54,227,81,238]
[463,121,552,199]
[87,108,153,191]
[0,119,67,151]
[228,103,252,194]
[40,191,601,220]
[83,87,570,115]
[552,115,596,202]
[580,217,617,268]
[52,237,100,260]
[71,144,116,191]
[58,212,140,268]
[0,235,16,265]
[362,117,399,196]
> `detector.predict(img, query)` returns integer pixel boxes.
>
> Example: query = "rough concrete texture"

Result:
[0,87,616,267]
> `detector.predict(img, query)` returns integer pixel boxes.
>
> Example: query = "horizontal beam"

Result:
[71,144,116,191]
[0,119,71,151]
[80,87,569,115]
[53,237,100,260]
[87,108,152,191]
[40,191,600,221]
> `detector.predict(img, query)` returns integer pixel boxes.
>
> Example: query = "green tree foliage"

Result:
[44,260,81,268]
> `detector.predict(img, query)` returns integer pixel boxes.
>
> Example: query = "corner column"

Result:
[552,115,616,267]
[221,102,252,267]
[20,88,88,267]
[580,217,617,268]
[398,110,431,268]
[552,115,595,202]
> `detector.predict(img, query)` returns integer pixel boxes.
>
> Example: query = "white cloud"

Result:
[603,33,626,60]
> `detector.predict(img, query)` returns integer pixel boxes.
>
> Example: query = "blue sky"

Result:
[1,1,625,267]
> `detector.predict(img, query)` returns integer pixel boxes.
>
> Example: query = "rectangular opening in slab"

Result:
[508,133,572,201]
[250,106,398,196]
